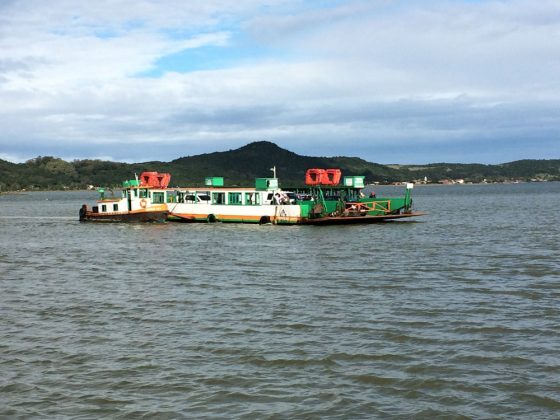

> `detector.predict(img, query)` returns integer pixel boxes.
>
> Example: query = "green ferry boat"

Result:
[165,168,424,225]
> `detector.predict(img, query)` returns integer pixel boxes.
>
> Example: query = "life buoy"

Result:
[140,198,147,209]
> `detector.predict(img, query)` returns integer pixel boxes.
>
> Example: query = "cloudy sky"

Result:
[0,0,559,164]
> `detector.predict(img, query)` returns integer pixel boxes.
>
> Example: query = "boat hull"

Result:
[80,210,168,223]
[167,202,303,224]
[302,212,426,225]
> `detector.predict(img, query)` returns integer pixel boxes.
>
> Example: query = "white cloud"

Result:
[0,0,559,163]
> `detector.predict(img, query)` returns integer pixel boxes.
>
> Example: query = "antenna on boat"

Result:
[270,166,277,178]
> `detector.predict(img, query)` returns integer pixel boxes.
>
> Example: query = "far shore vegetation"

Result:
[1,142,558,192]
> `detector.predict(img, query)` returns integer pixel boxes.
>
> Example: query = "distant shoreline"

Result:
[2,180,558,195]
[2,142,558,191]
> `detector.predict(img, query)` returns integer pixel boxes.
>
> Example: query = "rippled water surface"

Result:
[1,183,559,418]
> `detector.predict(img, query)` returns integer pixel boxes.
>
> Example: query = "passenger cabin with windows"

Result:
[166,177,302,224]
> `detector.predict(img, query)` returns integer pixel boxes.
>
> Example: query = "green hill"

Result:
[0,141,558,191]
[165,142,404,185]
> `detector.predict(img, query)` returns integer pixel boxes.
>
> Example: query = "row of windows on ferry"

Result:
[173,191,286,205]
[100,203,120,212]
[120,189,294,205]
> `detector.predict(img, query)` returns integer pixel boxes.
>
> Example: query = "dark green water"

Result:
[1,183,559,418]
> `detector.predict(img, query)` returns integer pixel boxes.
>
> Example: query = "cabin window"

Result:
[212,192,225,204]
[152,192,165,204]
[101,204,107,212]
[197,193,210,203]
[245,192,260,205]
[185,194,196,203]
[177,191,192,203]
[113,204,118,211]
[228,192,242,205]
[133,189,138,197]
[139,189,148,198]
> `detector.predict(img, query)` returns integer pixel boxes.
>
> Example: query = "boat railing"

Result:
[347,200,391,214]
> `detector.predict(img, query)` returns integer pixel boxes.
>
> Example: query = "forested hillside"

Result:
[1,142,558,191]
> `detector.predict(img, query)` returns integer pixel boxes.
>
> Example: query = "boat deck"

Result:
[303,212,426,225]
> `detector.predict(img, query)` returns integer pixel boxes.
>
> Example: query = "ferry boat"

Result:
[165,169,424,225]
[79,172,169,222]
[166,177,302,224]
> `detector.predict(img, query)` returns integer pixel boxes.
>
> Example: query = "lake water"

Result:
[1,183,559,418]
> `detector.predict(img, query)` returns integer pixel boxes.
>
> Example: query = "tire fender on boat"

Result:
[140,199,147,209]
[207,214,217,223]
